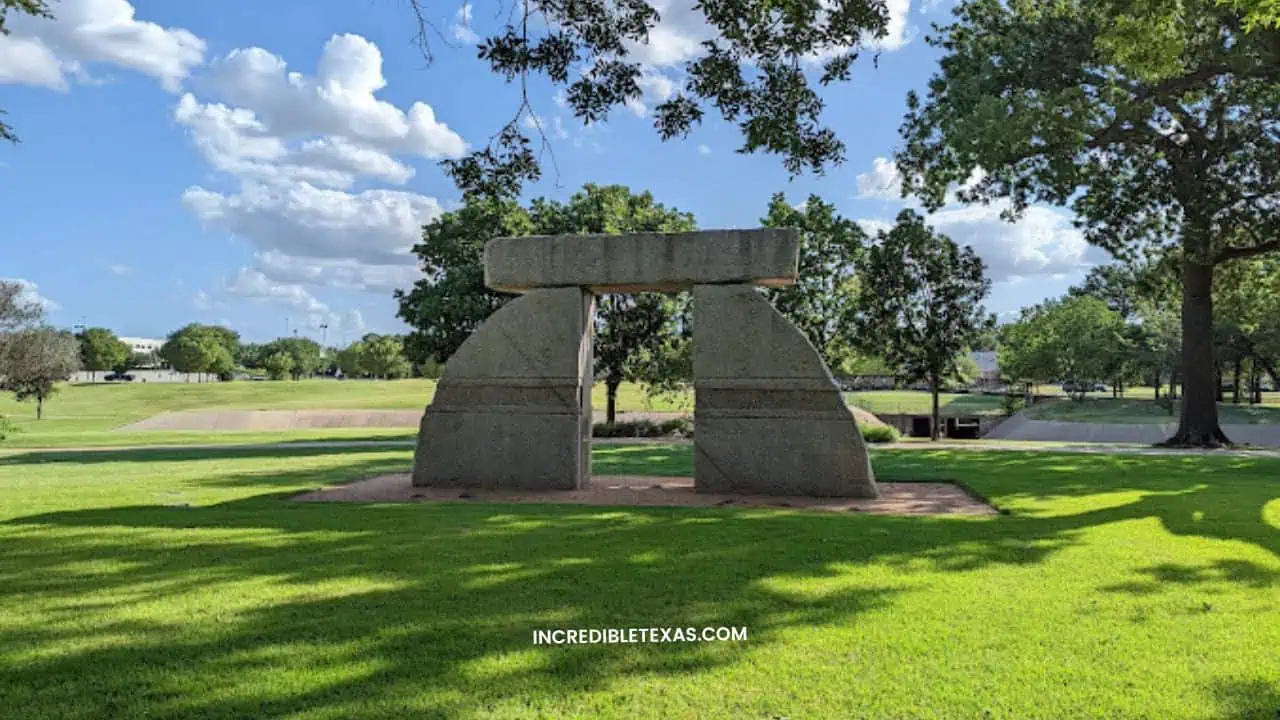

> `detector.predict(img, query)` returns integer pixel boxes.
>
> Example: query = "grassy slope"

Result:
[1025,397,1280,424]
[845,390,1006,416]
[0,380,694,446]
[1,445,1277,718]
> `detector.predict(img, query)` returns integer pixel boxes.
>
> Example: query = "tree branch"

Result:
[1215,234,1280,263]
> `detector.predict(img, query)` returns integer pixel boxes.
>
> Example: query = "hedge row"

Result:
[592,417,901,444]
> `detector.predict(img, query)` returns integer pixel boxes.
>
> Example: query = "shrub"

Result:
[1002,392,1028,417]
[593,417,694,438]
[861,425,900,444]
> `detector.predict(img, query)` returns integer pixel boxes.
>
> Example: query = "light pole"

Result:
[320,323,329,348]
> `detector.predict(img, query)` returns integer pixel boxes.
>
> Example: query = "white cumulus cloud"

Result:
[855,156,1108,283]
[175,33,453,317]
[855,156,905,200]
[0,0,205,92]
[206,34,466,160]
[451,3,480,43]
[184,182,442,267]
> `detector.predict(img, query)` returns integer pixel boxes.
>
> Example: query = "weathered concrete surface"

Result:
[485,229,800,294]
[692,285,879,498]
[413,287,595,490]
[984,416,1280,447]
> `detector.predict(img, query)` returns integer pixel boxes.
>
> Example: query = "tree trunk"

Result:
[606,379,620,425]
[1232,359,1242,404]
[1248,366,1258,405]
[1163,260,1230,447]
[1154,377,1161,400]
[36,396,43,421]
[930,375,940,442]
[1215,365,1223,402]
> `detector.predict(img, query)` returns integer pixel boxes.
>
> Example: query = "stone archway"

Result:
[412,229,878,498]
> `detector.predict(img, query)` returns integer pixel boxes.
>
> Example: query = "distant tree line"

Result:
[998,257,1280,407]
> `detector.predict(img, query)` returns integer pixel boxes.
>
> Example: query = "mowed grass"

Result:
[845,390,1006,416]
[1,444,1278,718]
[1026,397,1280,425]
[0,380,694,447]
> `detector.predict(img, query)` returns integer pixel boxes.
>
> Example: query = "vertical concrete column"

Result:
[413,287,595,490]
[692,284,878,498]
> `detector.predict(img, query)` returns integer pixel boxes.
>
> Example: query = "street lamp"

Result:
[320,323,329,348]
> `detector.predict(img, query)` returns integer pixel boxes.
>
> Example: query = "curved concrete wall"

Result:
[413,287,594,490]
[692,285,878,498]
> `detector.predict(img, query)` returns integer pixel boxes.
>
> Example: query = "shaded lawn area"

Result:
[1,445,1278,718]
[845,390,1006,416]
[1025,397,1280,425]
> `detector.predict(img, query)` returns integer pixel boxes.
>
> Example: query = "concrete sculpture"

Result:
[412,229,878,498]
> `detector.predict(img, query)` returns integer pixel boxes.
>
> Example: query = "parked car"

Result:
[104,372,135,382]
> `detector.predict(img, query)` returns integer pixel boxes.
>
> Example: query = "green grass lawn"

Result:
[1025,397,1280,424]
[0,380,695,446]
[1,444,1277,718]
[845,390,1006,416]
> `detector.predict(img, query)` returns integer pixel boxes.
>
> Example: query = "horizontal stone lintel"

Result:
[484,229,800,293]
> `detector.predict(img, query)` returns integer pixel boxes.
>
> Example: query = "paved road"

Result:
[984,414,1280,447]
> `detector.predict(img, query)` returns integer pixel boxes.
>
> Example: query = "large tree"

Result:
[0,280,43,332]
[77,328,129,382]
[0,325,81,420]
[760,193,866,372]
[530,184,696,424]
[398,184,695,424]
[401,0,894,197]
[396,198,532,365]
[160,324,237,381]
[852,210,993,441]
[262,337,323,380]
[897,0,1280,446]
[359,334,413,379]
[1000,296,1130,402]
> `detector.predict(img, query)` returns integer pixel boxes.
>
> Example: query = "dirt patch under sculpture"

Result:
[294,473,995,516]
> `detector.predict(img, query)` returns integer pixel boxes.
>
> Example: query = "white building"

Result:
[119,337,164,355]
[970,350,1001,385]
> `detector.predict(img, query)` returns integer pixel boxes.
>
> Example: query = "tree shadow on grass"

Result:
[1210,678,1280,720]
[1,447,1278,717]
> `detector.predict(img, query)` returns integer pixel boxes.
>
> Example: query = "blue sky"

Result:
[0,0,1108,345]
